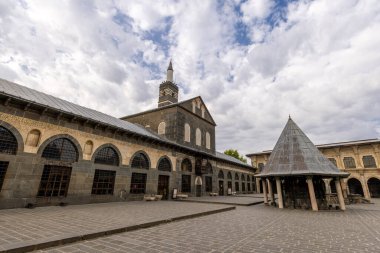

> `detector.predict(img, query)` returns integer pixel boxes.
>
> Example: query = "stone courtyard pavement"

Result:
[38,199,380,253]
[0,201,233,252]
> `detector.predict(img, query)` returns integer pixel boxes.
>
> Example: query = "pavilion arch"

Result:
[92,143,121,166]
[0,120,24,154]
[347,177,364,197]
[26,129,41,147]
[181,158,192,172]
[367,177,380,198]
[130,150,151,170]
[37,134,82,160]
[157,156,172,172]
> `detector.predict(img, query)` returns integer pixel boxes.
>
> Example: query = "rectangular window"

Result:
[235,181,240,191]
[0,161,9,191]
[130,173,147,194]
[242,182,246,192]
[181,175,191,193]
[37,165,72,197]
[205,176,212,192]
[363,155,377,168]
[343,157,356,169]
[91,169,116,195]
[248,183,251,191]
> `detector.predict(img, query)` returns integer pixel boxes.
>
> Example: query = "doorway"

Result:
[219,180,224,196]
[157,175,170,200]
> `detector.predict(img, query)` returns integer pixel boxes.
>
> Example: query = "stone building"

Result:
[0,62,255,209]
[247,126,380,201]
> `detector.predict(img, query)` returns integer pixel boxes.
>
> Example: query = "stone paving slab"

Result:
[39,201,380,253]
[0,201,235,253]
[178,195,264,206]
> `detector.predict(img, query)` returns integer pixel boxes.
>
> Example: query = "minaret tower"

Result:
[158,60,179,107]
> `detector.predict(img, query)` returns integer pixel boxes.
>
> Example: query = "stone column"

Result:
[262,178,268,205]
[360,174,370,199]
[306,177,318,211]
[335,178,346,211]
[267,178,274,205]
[275,177,283,209]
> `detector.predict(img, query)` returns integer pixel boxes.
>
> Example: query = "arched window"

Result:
[218,170,224,179]
[158,122,166,135]
[158,157,171,172]
[42,138,78,162]
[131,152,150,170]
[184,123,190,142]
[0,126,18,155]
[196,128,201,146]
[363,155,377,168]
[205,162,213,174]
[241,174,245,181]
[181,158,192,172]
[205,132,211,149]
[235,173,239,181]
[328,158,337,167]
[94,147,119,166]
[26,129,41,147]
[84,140,93,155]
[227,172,232,180]
[343,157,356,169]
[247,175,251,181]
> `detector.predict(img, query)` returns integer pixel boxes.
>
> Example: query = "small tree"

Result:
[224,149,247,163]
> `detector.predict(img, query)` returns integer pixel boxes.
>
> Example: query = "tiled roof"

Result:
[256,118,349,178]
[0,78,253,170]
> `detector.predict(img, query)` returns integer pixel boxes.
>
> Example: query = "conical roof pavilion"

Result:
[257,117,349,178]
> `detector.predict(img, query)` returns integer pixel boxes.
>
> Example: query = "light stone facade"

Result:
[247,139,380,200]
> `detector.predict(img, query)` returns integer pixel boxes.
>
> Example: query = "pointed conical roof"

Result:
[167,60,173,71]
[257,118,349,178]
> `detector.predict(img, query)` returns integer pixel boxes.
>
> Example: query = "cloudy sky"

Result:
[0,0,380,156]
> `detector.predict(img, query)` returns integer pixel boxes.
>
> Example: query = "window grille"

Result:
[181,158,192,172]
[218,170,224,179]
[181,175,191,193]
[227,172,232,180]
[328,158,337,167]
[205,162,212,174]
[241,174,245,181]
[205,176,212,192]
[158,157,171,172]
[42,138,78,162]
[94,147,119,166]
[0,126,18,155]
[0,161,9,191]
[131,153,149,169]
[130,173,147,194]
[235,173,239,180]
[363,155,377,168]
[91,169,116,195]
[37,165,72,197]
[343,157,356,169]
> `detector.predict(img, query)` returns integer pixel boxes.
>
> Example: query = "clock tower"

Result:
[158,60,179,107]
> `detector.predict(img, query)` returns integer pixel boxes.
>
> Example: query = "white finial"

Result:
[167,60,173,82]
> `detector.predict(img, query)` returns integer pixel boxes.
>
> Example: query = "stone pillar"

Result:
[262,178,268,205]
[340,178,348,198]
[275,177,283,209]
[306,177,318,211]
[267,178,274,205]
[335,178,346,211]
[360,174,370,199]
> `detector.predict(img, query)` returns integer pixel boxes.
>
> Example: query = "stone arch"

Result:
[41,137,79,163]
[181,158,192,172]
[347,177,364,197]
[26,129,41,147]
[130,150,151,170]
[184,123,190,142]
[235,173,239,181]
[92,143,121,166]
[367,177,380,198]
[157,156,172,172]
[0,120,24,153]
[227,171,232,180]
[196,128,201,146]
[38,134,82,160]
[158,122,166,135]
[218,170,224,179]
[83,140,94,155]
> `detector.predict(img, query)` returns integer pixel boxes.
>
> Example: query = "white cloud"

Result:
[0,0,379,157]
